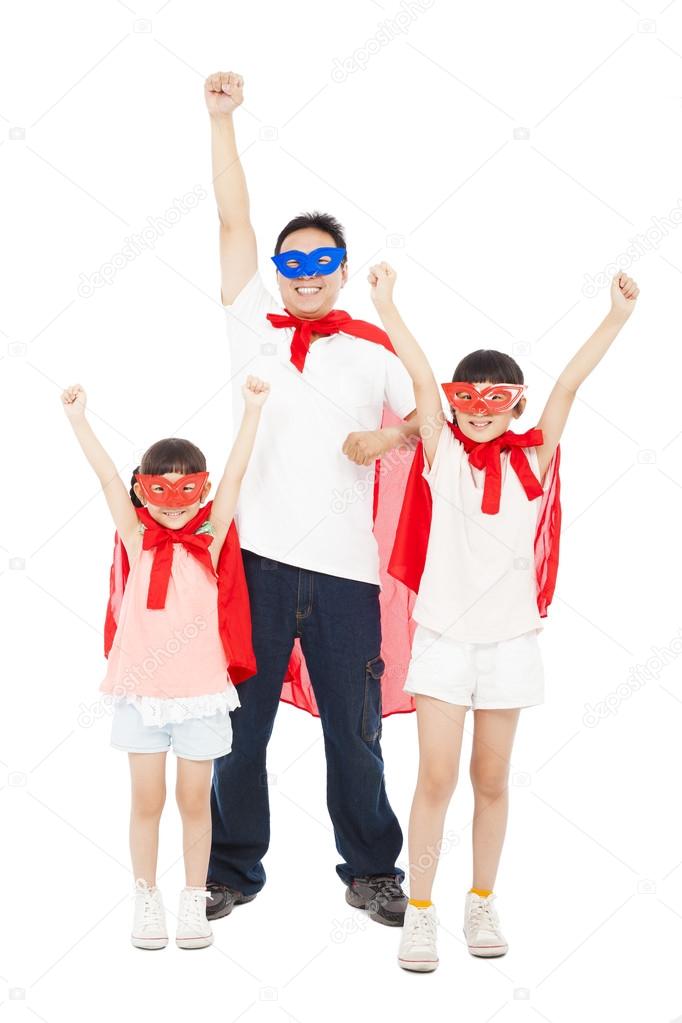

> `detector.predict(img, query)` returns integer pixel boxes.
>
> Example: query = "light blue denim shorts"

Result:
[111,700,234,761]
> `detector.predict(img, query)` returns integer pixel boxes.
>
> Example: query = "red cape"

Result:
[268,314,418,719]
[104,500,257,685]
[280,409,418,720]
[388,423,562,617]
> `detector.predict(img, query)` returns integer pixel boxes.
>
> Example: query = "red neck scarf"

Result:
[388,423,562,613]
[450,422,544,514]
[137,503,215,610]
[266,308,395,371]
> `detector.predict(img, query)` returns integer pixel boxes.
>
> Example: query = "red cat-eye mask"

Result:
[135,472,209,508]
[441,382,526,416]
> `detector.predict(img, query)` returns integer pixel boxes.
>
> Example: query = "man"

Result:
[204,70,419,926]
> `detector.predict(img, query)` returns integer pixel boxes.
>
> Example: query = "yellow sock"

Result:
[408,898,432,909]
[470,887,493,898]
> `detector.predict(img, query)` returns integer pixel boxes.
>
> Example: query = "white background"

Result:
[3,0,682,1019]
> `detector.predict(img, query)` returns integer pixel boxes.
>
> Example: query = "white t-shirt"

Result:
[223,272,415,584]
[413,425,547,643]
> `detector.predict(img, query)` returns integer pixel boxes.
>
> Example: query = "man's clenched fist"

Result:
[205,71,244,117]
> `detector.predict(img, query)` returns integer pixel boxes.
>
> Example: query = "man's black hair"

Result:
[274,211,347,262]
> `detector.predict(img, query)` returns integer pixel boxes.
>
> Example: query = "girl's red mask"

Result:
[135,472,209,508]
[442,382,526,416]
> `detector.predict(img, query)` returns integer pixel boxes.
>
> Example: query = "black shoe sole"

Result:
[206,890,258,921]
[345,886,405,927]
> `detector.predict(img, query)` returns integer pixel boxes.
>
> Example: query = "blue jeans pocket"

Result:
[362,655,385,742]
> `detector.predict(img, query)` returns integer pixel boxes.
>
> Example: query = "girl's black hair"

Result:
[274,211,347,264]
[130,437,207,507]
[452,349,524,387]
[450,350,525,422]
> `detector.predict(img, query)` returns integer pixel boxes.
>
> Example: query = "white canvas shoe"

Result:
[176,887,214,949]
[397,904,439,972]
[131,878,168,950]
[463,891,508,957]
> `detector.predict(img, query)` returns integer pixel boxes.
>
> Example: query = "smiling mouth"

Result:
[162,510,186,518]
[295,285,322,295]
[469,419,493,430]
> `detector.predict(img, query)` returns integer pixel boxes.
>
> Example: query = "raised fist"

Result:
[368,261,397,311]
[242,375,270,409]
[61,383,87,421]
[204,71,244,117]
[610,272,639,320]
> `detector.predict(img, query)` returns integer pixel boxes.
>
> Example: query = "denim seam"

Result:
[295,569,314,622]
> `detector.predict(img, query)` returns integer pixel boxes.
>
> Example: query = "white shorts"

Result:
[404,625,544,710]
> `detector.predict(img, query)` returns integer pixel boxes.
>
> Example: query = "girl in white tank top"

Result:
[368,261,639,973]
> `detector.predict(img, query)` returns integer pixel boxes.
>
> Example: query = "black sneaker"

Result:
[345,874,407,927]
[205,883,258,921]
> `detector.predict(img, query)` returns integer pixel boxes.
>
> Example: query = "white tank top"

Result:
[412,426,546,643]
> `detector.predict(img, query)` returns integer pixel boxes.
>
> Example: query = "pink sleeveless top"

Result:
[100,537,231,700]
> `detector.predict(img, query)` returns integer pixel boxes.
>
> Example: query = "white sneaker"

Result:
[131,878,168,950]
[398,904,439,972]
[463,891,508,957]
[176,887,214,949]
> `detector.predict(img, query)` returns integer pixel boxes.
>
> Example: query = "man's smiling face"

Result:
[275,226,348,320]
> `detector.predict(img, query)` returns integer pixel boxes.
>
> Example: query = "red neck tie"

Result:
[266,309,394,372]
[451,423,545,514]
[137,509,215,609]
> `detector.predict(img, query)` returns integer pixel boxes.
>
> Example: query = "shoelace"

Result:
[182,889,212,931]
[135,882,164,932]
[367,876,405,903]
[408,908,437,942]
[468,896,500,933]
[206,882,227,897]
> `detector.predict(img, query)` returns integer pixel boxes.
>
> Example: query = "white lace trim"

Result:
[116,685,240,727]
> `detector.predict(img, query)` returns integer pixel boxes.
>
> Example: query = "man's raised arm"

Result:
[205,71,258,305]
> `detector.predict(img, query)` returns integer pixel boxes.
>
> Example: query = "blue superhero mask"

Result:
[271,247,346,279]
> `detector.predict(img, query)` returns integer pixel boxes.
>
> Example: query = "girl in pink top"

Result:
[61,376,269,951]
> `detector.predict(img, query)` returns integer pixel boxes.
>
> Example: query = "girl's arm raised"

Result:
[61,384,139,550]
[368,262,444,467]
[209,376,269,561]
[536,272,639,480]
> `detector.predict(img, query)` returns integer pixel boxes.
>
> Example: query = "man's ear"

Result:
[340,262,349,288]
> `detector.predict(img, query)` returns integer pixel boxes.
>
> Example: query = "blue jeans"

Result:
[209,550,404,895]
